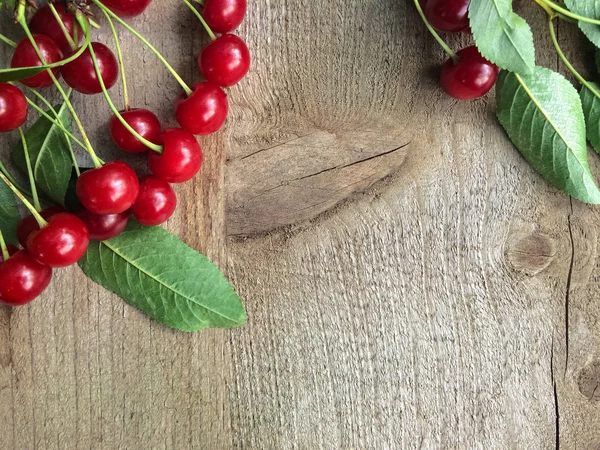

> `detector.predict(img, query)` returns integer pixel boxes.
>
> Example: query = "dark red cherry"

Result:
[148,128,202,183]
[101,0,153,17]
[76,161,140,214]
[425,0,470,33]
[0,83,28,132]
[110,108,162,153]
[440,46,498,100]
[0,250,52,306]
[29,3,83,53]
[199,34,250,87]
[174,82,228,135]
[77,209,130,241]
[132,176,177,226]
[62,42,119,94]
[0,245,19,263]
[11,35,63,88]
[202,0,247,33]
[16,205,65,248]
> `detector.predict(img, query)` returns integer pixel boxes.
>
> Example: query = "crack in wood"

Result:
[551,337,560,450]
[564,197,574,374]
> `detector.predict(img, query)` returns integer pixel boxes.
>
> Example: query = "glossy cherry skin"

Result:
[440,46,499,100]
[132,176,177,226]
[11,35,63,88]
[29,3,83,54]
[202,0,247,33]
[16,205,65,248]
[62,42,119,94]
[27,213,89,268]
[76,161,140,214]
[148,129,202,183]
[174,82,228,135]
[0,250,52,306]
[77,209,130,241]
[101,0,153,17]
[199,34,250,87]
[425,0,470,33]
[0,83,27,132]
[110,108,162,153]
[0,245,19,263]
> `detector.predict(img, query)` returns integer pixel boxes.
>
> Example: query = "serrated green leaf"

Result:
[581,82,600,153]
[78,223,246,332]
[564,0,600,49]
[0,177,20,245]
[12,104,72,206]
[468,0,535,74]
[496,67,600,204]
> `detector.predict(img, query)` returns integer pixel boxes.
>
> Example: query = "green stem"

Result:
[181,0,216,41]
[412,0,458,64]
[538,0,600,25]
[0,231,9,262]
[0,171,46,227]
[87,42,163,153]
[0,160,32,198]
[0,33,16,48]
[18,127,41,212]
[102,10,130,110]
[91,0,193,96]
[48,2,77,51]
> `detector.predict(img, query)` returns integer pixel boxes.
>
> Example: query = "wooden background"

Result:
[1,0,600,448]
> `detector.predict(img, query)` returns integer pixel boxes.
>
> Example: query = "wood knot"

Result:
[577,361,600,403]
[505,231,557,275]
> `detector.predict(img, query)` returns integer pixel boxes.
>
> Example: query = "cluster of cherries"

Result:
[420,0,499,100]
[0,0,249,306]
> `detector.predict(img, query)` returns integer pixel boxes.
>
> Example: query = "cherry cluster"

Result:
[419,0,499,100]
[0,0,249,306]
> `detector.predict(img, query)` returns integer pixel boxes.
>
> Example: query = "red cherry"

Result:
[29,3,83,54]
[0,245,19,263]
[198,34,250,87]
[174,82,228,135]
[100,0,152,17]
[16,205,65,248]
[202,0,247,33]
[77,209,130,241]
[132,176,177,226]
[148,129,202,183]
[0,83,28,132]
[440,46,498,100]
[76,161,140,214]
[0,250,52,306]
[110,108,162,153]
[425,0,470,33]
[27,213,89,268]
[11,35,63,88]
[61,42,119,94]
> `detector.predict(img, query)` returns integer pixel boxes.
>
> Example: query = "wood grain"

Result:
[1,0,600,448]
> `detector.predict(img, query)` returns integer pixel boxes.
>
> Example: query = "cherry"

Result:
[61,42,119,95]
[27,213,89,268]
[101,0,153,17]
[11,35,63,88]
[16,205,65,248]
[29,3,83,54]
[0,245,19,263]
[132,176,177,226]
[76,161,140,214]
[0,250,52,306]
[110,108,162,153]
[0,83,28,132]
[148,128,202,183]
[440,46,498,100]
[77,209,130,241]
[174,82,228,135]
[425,0,470,33]
[202,0,247,33]
[199,34,250,87]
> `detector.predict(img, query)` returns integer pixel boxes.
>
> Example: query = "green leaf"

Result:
[0,178,20,245]
[596,49,600,73]
[0,67,47,83]
[78,223,246,332]
[12,103,72,205]
[0,0,16,9]
[581,82,600,153]
[496,67,600,204]
[564,0,600,48]
[468,0,535,74]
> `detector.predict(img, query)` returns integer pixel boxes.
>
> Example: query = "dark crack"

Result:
[565,197,574,373]
[551,337,560,450]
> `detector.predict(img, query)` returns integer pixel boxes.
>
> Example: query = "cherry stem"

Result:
[48,2,77,51]
[0,33,17,48]
[91,0,193,96]
[538,0,600,25]
[0,160,31,199]
[0,231,9,262]
[18,127,41,212]
[87,42,164,153]
[412,0,459,64]
[0,171,47,228]
[102,9,130,111]
[181,0,216,41]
